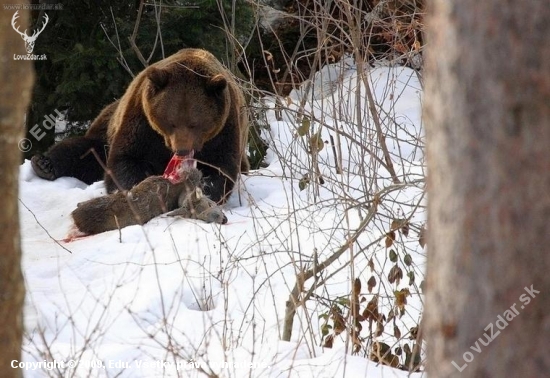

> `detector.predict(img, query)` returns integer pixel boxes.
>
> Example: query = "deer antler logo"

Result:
[11,11,49,54]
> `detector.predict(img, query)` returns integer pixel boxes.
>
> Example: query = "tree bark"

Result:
[0,1,34,375]
[424,0,550,377]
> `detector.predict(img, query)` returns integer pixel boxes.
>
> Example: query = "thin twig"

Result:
[18,199,73,254]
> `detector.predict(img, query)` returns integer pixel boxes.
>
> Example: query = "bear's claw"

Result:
[31,154,57,181]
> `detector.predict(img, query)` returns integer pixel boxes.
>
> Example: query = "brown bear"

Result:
[32,49,249,203]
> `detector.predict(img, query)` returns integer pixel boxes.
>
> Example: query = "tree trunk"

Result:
[0,2,34,375]
[424,0,550,377]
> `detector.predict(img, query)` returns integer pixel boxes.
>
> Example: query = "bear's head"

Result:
[142,60,231,158]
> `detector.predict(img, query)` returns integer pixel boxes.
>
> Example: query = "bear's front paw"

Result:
[31,154,57,181]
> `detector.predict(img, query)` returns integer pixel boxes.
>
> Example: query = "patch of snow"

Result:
[19,59,425,377]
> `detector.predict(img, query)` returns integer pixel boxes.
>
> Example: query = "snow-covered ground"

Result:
[18,58,425,378]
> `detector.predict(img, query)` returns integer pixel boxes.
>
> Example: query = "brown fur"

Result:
[86,100,118,140]
[71,176,186,235]
[104,49,249,200]
[30,102,117,184]
[33,49,249,203]
[71,168,226,235]
[168,187,227,224]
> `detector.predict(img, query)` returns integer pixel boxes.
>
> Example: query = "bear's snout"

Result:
[168,129,206,155]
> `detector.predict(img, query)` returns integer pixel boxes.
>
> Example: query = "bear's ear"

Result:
[147,67,169,90]
[206,74,227,94]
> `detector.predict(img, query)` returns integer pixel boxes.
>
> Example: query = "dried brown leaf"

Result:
[362,295,379,321]
[375,320,384,337]
[388,265,403,285]
[385,234,394,248]
[332,308,346,335]
[395,288,411,313]
[391,219,400,231]
[367,276,376,293]
[394,325,402,339]
[324,334,334,348]
[353,278,361,297]
[368,258,375,272]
